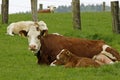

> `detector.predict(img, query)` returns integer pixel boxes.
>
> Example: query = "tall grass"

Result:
[0,12,120,80]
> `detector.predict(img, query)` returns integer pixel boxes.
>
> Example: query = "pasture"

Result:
[0,12,120,80]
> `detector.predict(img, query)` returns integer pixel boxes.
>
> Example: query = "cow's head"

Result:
[22,21,48,54]
[47,5,56,13]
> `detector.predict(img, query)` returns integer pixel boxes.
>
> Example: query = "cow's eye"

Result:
[37,35,41,39]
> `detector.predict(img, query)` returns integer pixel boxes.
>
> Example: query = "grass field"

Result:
[0,12,120,80]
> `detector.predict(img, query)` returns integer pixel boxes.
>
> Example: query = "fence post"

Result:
[31,0,38,22]
[111,1,120,33]
[39,4,43,10]
[2,0,9,24]
[102,2,105,12]
[0,4,1,14]
[72,0,81,30]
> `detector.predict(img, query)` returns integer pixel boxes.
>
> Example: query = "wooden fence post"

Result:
[103,2,105,12]
[39,4,43,10]
[0,4,1,14]
[31,0,38,22]
[72,0,81,30]
[111,1,120,33]
[2,0,9,24]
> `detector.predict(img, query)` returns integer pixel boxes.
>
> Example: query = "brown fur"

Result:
[37,34,120,65]
[52,49,100,68]
[38,9,51,13]
[19,30,28,37]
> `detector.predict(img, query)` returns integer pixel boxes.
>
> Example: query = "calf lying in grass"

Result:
[50,49,100,68]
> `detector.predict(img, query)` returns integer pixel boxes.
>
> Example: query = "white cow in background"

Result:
[6,21,48,36]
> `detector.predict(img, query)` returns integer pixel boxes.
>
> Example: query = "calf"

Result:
[50,49,100,68]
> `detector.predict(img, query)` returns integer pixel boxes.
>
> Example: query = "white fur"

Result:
[48,5,56,13]
[38,21,48,30]
[57,49,65,60]
[50,60,57,66]
[27,21,48,53]
[101,45,116,60]
[101,45,110,53]
[93,53,114,65]
[7,21,35,36]
[28,26,41,53]
[110,61,114,64]
[52,33,62,36]
[6,21,48,36]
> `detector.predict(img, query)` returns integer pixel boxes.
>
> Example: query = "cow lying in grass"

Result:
[6,21,48,36]
[20,25,120,65]
[50,49,100,68]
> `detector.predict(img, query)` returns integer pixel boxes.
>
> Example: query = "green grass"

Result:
[1,12,120,80]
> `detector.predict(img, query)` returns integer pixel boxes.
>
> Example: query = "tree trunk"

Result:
[31,0,38,22]
[2,0,9,24]
[72,0,81,30]
[111,1,120,33]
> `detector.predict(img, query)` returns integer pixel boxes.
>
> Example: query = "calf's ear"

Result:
[19,30,28,37]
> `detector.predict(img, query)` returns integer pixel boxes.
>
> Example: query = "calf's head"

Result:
[56,49,72,64]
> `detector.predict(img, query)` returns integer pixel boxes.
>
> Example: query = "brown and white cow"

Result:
[38,5,56,13]
[23,26,120,65]
[50,49,100,68]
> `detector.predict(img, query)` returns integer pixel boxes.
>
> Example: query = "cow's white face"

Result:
[48,5,56,12]
[27,26,41,53]
[27,21,48,54]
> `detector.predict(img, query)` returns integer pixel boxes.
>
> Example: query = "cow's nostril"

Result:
[29,45,36,49]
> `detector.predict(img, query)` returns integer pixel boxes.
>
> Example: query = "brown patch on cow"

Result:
[106,47,120,61]
[53,49,100,68]
[19,30,28,37]
[38,9,51,13]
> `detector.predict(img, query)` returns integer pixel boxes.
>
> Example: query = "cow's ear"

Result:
[40,30,48,37]
[19,30,28,37]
